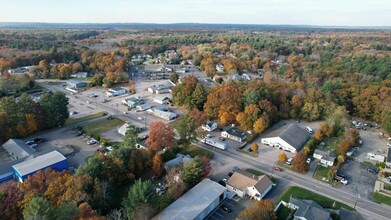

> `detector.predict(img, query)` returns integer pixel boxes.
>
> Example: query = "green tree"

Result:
[189,83,207,110]
[23,197,55,220]
[39,91,69,128]
[122,179,157,219]
[174,115,198,147]
[123,124,139,148]
[182,156,205,188]
[169,73,179,83]
[55,202,79,220]
[326,106,349,135]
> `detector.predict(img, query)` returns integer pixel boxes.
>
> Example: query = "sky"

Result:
[0,0,390,26]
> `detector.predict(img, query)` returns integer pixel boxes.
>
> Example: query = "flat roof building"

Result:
[12,150,68,183]
[2,139,36,160]
[67,80,87,89]
[153,178,227,220]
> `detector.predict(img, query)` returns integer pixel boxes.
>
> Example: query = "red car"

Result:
[273,167,282,172]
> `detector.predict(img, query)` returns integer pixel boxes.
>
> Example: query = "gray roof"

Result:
[226,127,247,139]
[12,151,66,176]
[387,148,391,163]
[2,139,36,160]
[339,208,361,220]
[164,154,191,169]
[314,149,336,162]
[280,124,310,150]
[290,197,330,220]
[153,178,226,220]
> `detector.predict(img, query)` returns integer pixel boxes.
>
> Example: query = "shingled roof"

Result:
[280,124,310,151]
[290,197,331,220]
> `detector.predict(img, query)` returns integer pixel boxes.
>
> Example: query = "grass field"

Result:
[314,165,331,180]
[372,192,391,206]
[65,112,107,126]
[83,117,124,136]
[246,168,265,176]
[277,186,354,211]
[179,145,214,159]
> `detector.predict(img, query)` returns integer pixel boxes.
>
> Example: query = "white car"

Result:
[305,126,313,134]
[306,158,311,164]
[286,158,293,165]
[387,143,391,147]
[70,111,78,115]
[87,139,97,145]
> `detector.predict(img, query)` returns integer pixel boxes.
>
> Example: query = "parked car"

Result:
[70,111,78,115]
[306,158,312,164]
[233,166,240,172]
[25,140,35,145]
[30,143,38,148]
[367,167,378,174]
[87,139,98,145]
[286,158,293,165]
[387,143,391,147]
[218,180,226,186]
[219,137,225,141]
[305,126,313,134]
[220,205,232,213]
[387,177,391,183]
[228,172,233,177]
[273,167,282,172]
[222,178,227,183]
[358,139,363,145]
[33,138,47,143]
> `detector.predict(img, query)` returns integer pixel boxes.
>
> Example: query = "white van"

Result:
[305,126,313,134]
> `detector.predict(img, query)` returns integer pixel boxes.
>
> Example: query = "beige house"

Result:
[226,170,273,201]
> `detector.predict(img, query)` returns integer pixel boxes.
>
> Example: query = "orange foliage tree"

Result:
[146,122,175,151]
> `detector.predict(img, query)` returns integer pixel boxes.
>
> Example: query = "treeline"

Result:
[0,91,69,144]
[173,76,391,134]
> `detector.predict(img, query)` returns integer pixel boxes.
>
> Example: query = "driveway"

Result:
[206,199,245,220]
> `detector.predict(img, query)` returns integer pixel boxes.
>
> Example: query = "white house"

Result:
[147,108,177,120]
[118,123,130,136]
[222,127,247,142]
[153,96,170,105]
[313,149,336,167]
[202,121,217,132]
[226,170,273,201]
[261,124,309,153]
[216,64,224,72]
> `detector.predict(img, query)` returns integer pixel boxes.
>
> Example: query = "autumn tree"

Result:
[314,122,334,141]
[152,154,164,177]
[292,152,308,173]
[278,152,287,163]
[128,80,135,94]
[251,143,259,152]
[189,109,207,126]
[146,122,175,151]
[174,115,198,147]
[326,106,349,135]
[339,140,352,156]
[344,128,360,146]
[200,156,211,177]
[253,116,269,134]
[237,199,276,220]
[0,183,24,220]
[236,104,261,131]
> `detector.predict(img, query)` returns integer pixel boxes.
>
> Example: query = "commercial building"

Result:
[147,83,173,94]
[153,96,170,105]
[122,97,144,108]
[106,88,127,97]
[147,108,177,120]
[67,80,87,89]
[153,178,227,220]
[261,124,310,153]
[118,123,130,136]
[226,170,273,200]
[12,150,68,183]
[2,139,36,160]
[70,72,88,78]
[221,127,248,142]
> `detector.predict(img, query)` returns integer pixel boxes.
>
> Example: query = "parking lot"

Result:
[206,199,245,220]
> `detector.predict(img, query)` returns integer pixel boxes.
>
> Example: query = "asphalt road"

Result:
[193,141,391,220]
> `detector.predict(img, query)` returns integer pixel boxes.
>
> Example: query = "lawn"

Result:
[82,117,124,136]
[276,205,293,220]
[325,136,343,152]
[277,186,354,211]
[65,112,108,126]
[314,165,331,180]
[246,168,265,176]
[372,192,391,206]
[178,145,214,159]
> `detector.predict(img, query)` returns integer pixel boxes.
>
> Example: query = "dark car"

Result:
[218,180,226,187]
[33,138,47,143]
[228,172,234,177]
[220,205,232,213]
[367,167,378,174]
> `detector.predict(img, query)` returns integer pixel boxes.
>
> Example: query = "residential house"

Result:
[222,127,248,142]
[261,124,310,153]
[153,178,227,220]
[164,154,191,170]
[216,64,224,72]
[135,135,149,150]
[147,108,177,120]
[313,149,336,167]
[202,121,217,132]
[153,96,170,105]
[118,123,130,136]
[226,170,273,200]
[287,197,331,220]
[339,208,361,220]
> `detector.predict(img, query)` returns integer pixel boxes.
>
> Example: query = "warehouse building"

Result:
[12,150,68,183]
[261,124,310,153]
[106,88,127,97]
[67,80,87,89]
[153,178,227,220]
[2,139,36,160]
[147,108,177,120]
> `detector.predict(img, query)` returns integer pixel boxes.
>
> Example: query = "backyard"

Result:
[277,186,354,211]
[314,165,332,181]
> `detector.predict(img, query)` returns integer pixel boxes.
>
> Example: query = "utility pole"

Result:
[354,194,360,209]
